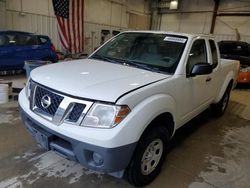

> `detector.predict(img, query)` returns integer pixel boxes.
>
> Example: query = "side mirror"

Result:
[189,63,213,77]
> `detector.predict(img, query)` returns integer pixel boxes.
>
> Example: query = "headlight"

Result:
[25,78,31,99]
[81,103,130,128]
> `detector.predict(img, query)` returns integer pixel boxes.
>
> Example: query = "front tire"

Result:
[126,126,169,186]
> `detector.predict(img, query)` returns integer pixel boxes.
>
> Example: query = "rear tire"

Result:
[126,126,169,186]
[212,84,232,117]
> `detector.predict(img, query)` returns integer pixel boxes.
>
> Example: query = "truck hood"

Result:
[31,59,169,102]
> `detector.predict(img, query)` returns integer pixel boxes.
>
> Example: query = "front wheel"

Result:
[126,126,169,186]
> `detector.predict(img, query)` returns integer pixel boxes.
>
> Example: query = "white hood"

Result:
[30,59,169,102]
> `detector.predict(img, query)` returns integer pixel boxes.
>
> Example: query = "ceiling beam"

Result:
[217,12,250,16]
[210,0,220,34]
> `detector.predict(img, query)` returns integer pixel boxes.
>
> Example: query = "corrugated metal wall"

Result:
[4,9,62,50]
[2,0,249,55]
[159,0,250,43]
[0,1,7,29]
[1,0,151,55]
[84,21,126,54]
[0,5,126,54]
[2,9,127,54]
[2,9,126,54]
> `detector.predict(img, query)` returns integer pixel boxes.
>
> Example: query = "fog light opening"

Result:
[93,152,104,166]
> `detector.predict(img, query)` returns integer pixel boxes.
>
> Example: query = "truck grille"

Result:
[68,103,86,122]
[30,82,93,125]
[34,86,64,116]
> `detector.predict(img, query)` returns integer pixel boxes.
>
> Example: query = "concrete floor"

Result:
[0,84,250,188]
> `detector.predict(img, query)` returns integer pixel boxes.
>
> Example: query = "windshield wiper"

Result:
[91,54,120,64]
[124,60,163,73]
[91,55,165,73]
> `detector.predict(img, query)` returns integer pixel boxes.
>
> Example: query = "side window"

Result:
[0,34,10,46]
[186,39,207,75]
[240,43,249,56]
[12,34,28,45]
[38,36,48,45]
[25,36,39,45]
[209,40,218,68]
[7,34,16,45]
[11,34,38,46]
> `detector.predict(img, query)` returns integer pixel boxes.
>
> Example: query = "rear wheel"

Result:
[212,84,232,117]
[126,126,169,186]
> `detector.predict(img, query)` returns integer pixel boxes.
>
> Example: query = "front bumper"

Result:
[19,106,137,174]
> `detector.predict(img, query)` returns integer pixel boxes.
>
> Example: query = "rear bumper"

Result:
[50,52,58,62]
[0,65,24,71]
[19,106,137,175]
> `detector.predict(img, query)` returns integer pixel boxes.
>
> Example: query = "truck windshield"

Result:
[91,32,187,74]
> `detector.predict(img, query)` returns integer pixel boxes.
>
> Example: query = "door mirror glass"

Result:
[189,63,212,77]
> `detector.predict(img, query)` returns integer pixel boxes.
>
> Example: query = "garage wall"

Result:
[0,0,150,54]
[127,0,151,30]
[84,0,128,53]
[160,0,214,34]
[159,0,250,43]
[1,0,62,50]
[0,1,7,29]
[214,0,250,42]
[84,0,150,53]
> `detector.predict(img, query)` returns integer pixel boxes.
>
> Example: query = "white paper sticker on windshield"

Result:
[164,36,187,43]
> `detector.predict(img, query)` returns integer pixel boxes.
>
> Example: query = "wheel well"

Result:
[142,113,175,139]
[228,79,233,90]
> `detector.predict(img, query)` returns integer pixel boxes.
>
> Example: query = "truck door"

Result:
[181,39,214,121]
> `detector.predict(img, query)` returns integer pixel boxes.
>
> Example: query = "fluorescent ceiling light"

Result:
[170,0,178,10]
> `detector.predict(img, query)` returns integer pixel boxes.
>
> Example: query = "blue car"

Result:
[0,30,58,71]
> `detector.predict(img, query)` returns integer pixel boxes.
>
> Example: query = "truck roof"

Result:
[122,30,215,40]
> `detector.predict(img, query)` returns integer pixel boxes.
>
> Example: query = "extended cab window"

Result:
[186,39,207,75]
[209,40,218,68]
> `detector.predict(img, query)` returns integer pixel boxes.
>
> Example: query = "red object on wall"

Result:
[52,0,84,54]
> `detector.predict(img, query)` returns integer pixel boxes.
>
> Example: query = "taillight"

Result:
[51,44,56,53]
[51,44,59,61]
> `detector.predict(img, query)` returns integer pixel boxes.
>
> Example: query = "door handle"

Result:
[206,77,212,82]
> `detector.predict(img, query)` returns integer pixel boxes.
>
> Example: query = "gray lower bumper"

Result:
[19,106,137,175]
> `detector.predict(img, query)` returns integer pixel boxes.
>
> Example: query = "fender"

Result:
[114,94,177,145]
[214,71,234,103]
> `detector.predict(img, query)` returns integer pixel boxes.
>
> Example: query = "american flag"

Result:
[52,0,84,54]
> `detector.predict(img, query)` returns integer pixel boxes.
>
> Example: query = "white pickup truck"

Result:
[19,31,239,186]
